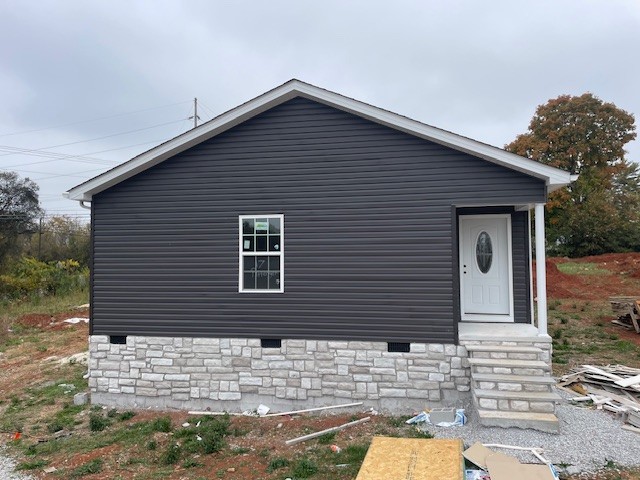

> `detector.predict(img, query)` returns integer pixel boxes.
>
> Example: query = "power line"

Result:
[0,100,191,138]
[0,118,186,159]
[0,138,173,169]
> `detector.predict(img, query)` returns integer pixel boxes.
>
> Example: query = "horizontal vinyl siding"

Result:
[92,97,545,343]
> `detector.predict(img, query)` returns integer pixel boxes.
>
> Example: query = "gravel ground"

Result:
[0,447,34,480]
[419,390,640,475]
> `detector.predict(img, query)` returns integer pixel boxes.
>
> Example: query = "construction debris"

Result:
[356,437,464,480]
[463,443,559,480]
[261,401,363,417]
[406,408,467,427]
[609,297,640,333]
[285,417,370,446]
[558,364,640,430]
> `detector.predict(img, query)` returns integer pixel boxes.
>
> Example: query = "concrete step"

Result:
[477,410,559,433]
[472,373,556,385]
[465,345,543,354]
[474,389,562,402]
[467,358,550,370]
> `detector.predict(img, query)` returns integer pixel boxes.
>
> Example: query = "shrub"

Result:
[291,458,318,478]
[0,257,88,300]
[162,443,181,465]
[89,413,110,432]
[267,457,290,472]
[151,416,172,433]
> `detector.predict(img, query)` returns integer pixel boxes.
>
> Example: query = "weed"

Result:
[406,427,434,439]
[386,415,412,427]
[16,459,48,470]
[291,457,318,478]
[107,408,118,418]
[560,317,568,324]
[151,416,172,433]
[89,413,111,432]
[118,411,136,421]
[47,421,64,433]
[183,458,203,468]
[162,443,181,465]
[146,440,157,451]
[614,340,635,353]
[71,458,103,478]
[231,446,251,455]
[267,457,290,472]
[551,329,562,339]
[258,448,270,458]
[317,431,337,444]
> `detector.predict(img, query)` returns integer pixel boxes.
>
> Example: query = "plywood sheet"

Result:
[355,436,463,480]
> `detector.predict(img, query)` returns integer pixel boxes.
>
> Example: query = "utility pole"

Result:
[37,216,43,260]
[189,97,201,128]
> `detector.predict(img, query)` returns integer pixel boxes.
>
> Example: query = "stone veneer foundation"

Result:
[89,335,472,412]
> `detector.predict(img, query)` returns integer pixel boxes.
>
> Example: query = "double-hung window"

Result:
[239,214,284,293]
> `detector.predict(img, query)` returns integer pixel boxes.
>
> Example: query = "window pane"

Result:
[243,256,255,271]
[256,235,267,251]
[256,271,268,289]
[268,235,280,252]
[243,272,256,290]
[256,256,268,271]
[243,236,254,252]
[255,218,268,233]
[269,218,280,234]
[268,256,280,271]
[268,272,280,289]
[242,219,254,234]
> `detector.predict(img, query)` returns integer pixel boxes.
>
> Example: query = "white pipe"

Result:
[534,203,548,337]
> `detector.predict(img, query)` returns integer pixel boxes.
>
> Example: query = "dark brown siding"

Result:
[92,97,545,343]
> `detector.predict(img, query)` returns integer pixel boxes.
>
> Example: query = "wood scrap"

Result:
[558,364,640,418]
[285,416,370,445]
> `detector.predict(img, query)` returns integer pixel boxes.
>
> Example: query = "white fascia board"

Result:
[65,79,573,201]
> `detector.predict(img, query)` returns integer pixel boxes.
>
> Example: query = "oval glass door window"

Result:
[476,231,493,273]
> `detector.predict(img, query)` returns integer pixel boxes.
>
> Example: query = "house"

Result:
[65,80,574,432]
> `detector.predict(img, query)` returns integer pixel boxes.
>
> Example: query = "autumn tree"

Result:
[507,93,639,257]
[0,171,42,267]
[20,215,90,266]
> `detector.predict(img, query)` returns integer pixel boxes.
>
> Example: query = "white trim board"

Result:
[64,79,574,202]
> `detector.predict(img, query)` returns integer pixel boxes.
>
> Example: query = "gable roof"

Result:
[64,79,575,202]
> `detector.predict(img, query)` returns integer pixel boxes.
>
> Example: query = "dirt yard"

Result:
[1,253,639,479]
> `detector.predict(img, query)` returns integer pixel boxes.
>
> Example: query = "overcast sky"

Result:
[1,0,638,221]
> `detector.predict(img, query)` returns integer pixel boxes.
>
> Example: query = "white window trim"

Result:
[238,214,284,293]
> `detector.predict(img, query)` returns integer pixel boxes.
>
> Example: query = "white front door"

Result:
[459,215,514,322]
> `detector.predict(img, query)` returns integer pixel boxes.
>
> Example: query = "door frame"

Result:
[458,214,515,322]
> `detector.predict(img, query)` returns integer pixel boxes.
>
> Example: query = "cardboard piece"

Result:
[464,443,556,480]
[486,455,556,480]
[462,442,518,470]
[356,436,464,480]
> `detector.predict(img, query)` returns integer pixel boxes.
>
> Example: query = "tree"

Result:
[0,171,42,267]
[19,215,90,266]
[506,93,639,257]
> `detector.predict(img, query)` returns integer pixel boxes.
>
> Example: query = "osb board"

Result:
[355,436,463,480]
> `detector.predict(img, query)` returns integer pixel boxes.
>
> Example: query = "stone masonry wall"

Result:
[89,336,472,412]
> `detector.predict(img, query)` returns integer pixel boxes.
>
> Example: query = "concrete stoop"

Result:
[465,344,561,433]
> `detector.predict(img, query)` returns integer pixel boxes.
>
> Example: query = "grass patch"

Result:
[290,457,318,478]
[89,413,111,432]
[316,431,337,444]
[150,416,172,433]
[556,262,610,275]
[71,458,103,478]
[267,457,290,473]
[16,459,49,470]
[161,443,181,465]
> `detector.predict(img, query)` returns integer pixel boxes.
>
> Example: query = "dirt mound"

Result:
[544,259,584,299]
[578,252,640,278]
[17,308,90,330]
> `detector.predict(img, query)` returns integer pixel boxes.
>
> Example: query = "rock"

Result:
[73,392,89,405]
